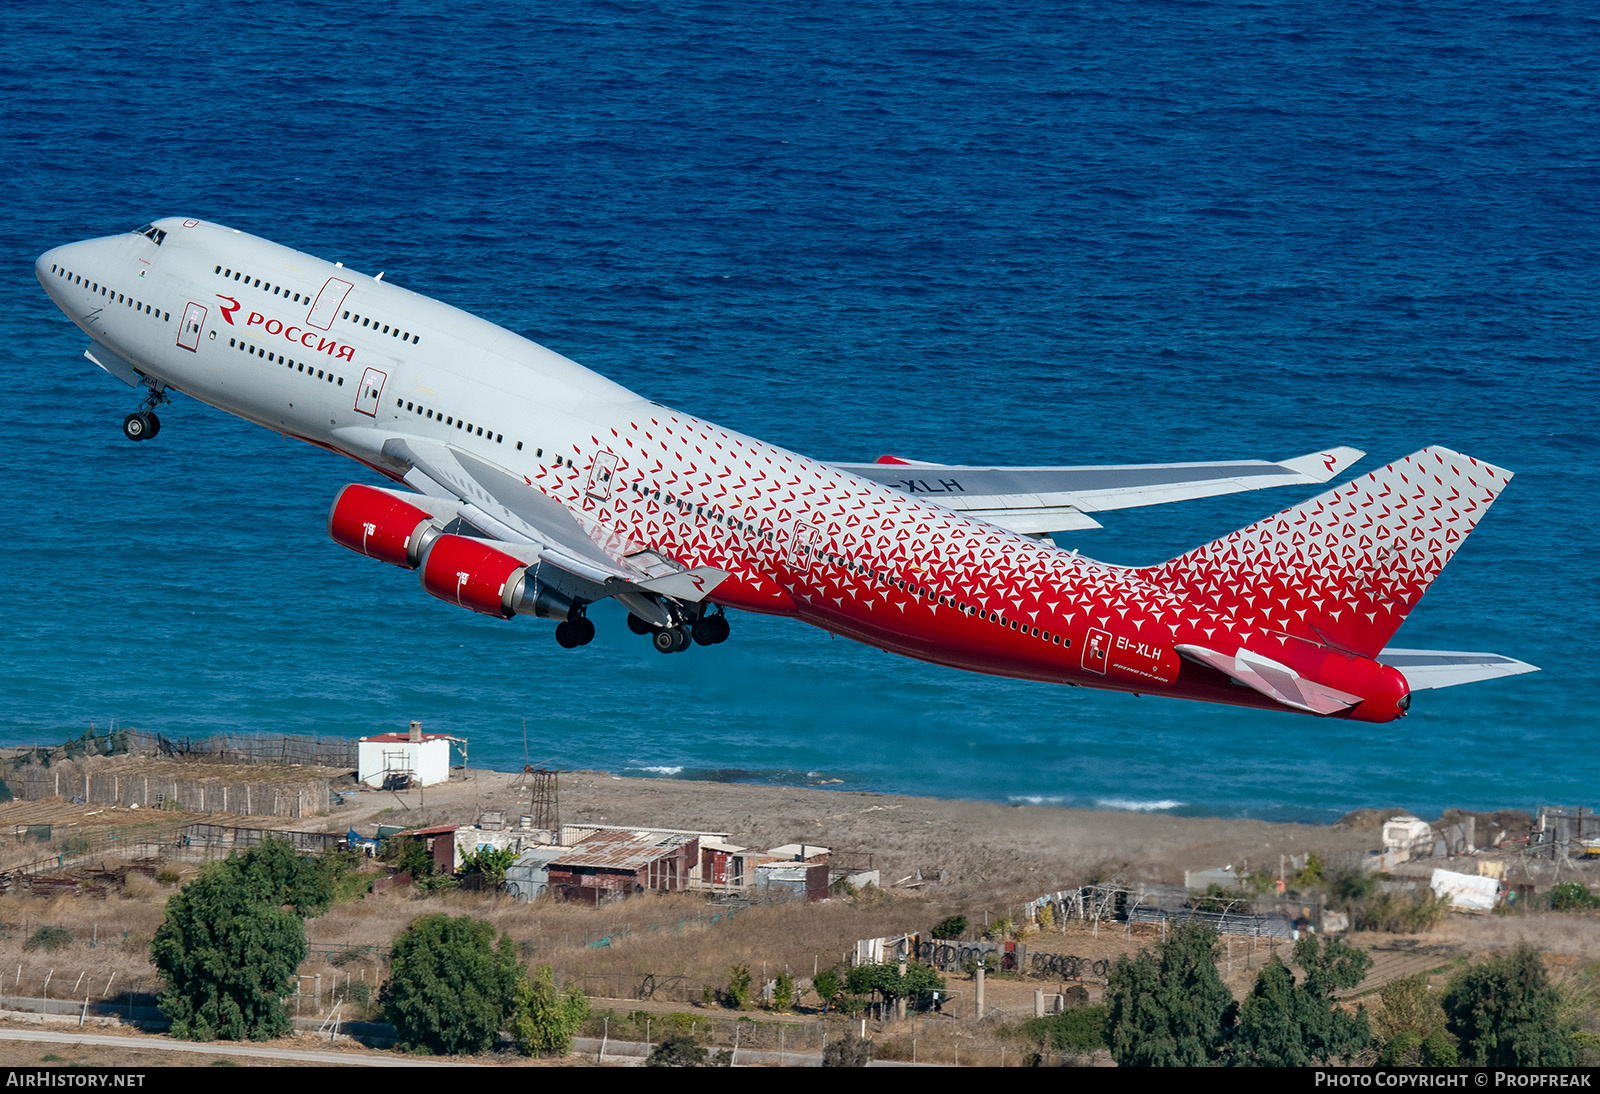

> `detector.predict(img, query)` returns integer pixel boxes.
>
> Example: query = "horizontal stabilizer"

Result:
[1381,649,1540,691]
[1177,644,1362,716]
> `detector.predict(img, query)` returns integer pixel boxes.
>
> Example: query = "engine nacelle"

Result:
[328,484,440,569]
[418,534,577,621]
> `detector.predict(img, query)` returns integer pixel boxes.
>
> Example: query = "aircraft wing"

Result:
[831,447,1365,535]
[378,436,727,621]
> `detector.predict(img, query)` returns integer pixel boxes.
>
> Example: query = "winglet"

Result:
[1277,446,1365,483]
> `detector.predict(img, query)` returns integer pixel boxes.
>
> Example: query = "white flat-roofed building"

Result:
[358,722,452,787]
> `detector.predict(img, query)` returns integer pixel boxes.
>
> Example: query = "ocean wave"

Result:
[633,765,685,776]
[1094,798,1186,813]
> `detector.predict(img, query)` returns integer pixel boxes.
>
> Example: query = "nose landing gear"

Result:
[122,385,170,442]
[122,411,160,441]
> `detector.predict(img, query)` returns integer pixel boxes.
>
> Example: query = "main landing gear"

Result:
[635,606,730,654]
[554,613,596,649]
[122,385,170,442]
[553,603,730,654]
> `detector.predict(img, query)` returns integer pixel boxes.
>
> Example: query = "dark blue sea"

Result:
[2,1,1595,823]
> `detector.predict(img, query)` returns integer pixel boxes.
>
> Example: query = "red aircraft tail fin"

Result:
[1140,447,1513,658]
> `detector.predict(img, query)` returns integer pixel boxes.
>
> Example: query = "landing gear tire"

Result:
[692,613,730,646]
[122,413,152,442]
[627,614,653,636]
[557,616,596,649]
[652,627,690,654]
[144,412,161,438]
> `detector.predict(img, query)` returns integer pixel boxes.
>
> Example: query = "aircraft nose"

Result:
[36,240,96,305]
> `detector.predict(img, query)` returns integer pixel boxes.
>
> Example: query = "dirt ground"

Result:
[1,762,1594,1068]
[329,766,1383,899]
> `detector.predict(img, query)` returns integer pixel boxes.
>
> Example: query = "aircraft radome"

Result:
[37,219,1537,722]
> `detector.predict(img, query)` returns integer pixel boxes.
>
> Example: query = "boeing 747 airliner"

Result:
[36,218,1536,721]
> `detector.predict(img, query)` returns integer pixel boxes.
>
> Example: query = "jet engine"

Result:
[418,533,576,622]
[327,483,440,569]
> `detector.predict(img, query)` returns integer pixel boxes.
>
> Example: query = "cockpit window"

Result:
[131,223,167,246]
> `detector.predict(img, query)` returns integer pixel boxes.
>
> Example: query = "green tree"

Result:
[931,915,968,940]
[1442,945,1577,1066]
[1105,922,1238,1067]
[381,914,521,1054]
[1232,936,1372,1066]
[724,963,752,1009]
[772,970,794,1012]
[509,965,589,1056]
[150,839,337,1042]
[812,968,842,1014]
[843,962,945,1013]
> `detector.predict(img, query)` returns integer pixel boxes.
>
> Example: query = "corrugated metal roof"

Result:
[553,828,696,870]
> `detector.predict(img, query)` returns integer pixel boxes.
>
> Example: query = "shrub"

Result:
[822,1037,872,1066]
[930,915,968,940]
[509,965,589,1057]
[1374,971,1447,1044]
[458,846,518,887]
[646,1032,707,1067]
[25,926,73,953]
[1354,889,1452,933]
[1551,883,1600,911]
[1020,1004,1109,1055]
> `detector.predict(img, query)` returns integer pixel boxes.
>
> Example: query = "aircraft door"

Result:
[585,451,620,501]
[787,523,821,567]
[354,367,386,417]
[176,302,207,352]
[307,278,354,330]
[1082,628,1111,675]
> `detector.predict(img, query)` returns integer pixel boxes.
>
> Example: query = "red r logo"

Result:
[215,295,241,325]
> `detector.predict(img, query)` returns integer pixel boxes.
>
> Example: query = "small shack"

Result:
[755,861,831,902]
[547,829,701,905]
[358,721,452,788]
[700,838,750,889]
[504,846,571,903]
